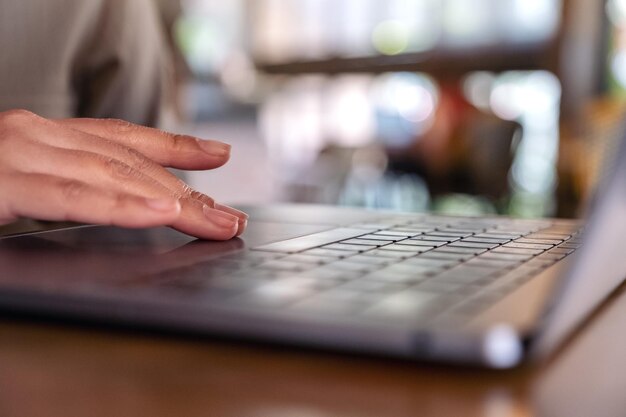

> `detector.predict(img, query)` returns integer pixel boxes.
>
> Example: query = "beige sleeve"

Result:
[72,0,172,126]
[0,0,172,127]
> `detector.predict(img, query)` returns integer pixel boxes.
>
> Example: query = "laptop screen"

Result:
[534,118,626,356]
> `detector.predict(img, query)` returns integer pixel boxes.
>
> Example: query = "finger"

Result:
[179,191,248,237]
[188,192,247,237]
[56,118,231,170]
[215,203,248,237]
[5,141,174,199]
[0,173,181,228]
[7,145,242,240]
[173,202,239,241]
[4,113,249,232]
[0,113,190,194]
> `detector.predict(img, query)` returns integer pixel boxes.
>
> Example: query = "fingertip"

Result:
[235,218,248,237]
[203,205,238,226]
[214,203,248,221]
[212,203,248,237]
[201,205,240,240]
[196,139,231,158]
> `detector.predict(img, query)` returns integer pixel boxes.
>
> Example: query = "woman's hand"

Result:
[0,109,247,240]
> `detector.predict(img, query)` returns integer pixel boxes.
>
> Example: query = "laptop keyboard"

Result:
[141,216,583,326]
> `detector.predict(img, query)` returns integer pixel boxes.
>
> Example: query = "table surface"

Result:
[0,282,624,417]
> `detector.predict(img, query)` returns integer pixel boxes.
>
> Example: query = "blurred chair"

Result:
[388,85,521,204]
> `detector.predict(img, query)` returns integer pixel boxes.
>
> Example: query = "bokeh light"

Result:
[372,20,411,56]
[372,73,439,148]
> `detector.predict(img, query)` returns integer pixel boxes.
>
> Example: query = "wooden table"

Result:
[0,282,624,417]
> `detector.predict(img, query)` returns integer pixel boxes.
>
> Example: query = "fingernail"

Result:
[196,139,231,157]
[214,203,249,220]
[236,219,248,236]
[203,205,238,228]
[145,198,180,212]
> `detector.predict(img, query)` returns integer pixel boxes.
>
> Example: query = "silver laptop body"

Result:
[0,136,624,369]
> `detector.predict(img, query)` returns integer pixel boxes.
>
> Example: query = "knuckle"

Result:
[124,146,154,172]
[0,109,37,125]
[179,183,193,197]
[110,192,128,212]
[103,157,136,180]
[0,110,38,146]
[189,189,214,206]
[106,118,136,134]
[58,179,87,200]
[169,134,190,153]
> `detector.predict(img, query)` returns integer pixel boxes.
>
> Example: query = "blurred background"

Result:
[155,0,626,219]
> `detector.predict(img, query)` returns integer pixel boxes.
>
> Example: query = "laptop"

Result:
[0,135,624,369]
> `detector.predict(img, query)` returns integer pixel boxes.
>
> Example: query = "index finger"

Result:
[56,118,232,170]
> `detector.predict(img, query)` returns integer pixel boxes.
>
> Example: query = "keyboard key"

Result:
[363,250,415,259]
[432,246,486,255]
[463,237,512,244]
[440,228,486,234]
[476,232,523,239]
[479,252,533,261]
[434,266,497,282]
[323,243,377,252]
[382,244,431,253]
[382,263,443,276]
[525,233,570,240]
[465,258,519,269]
[524,258,557,268]
[426,229,472,238]
[371,231,418,238]
[412,236,461,243]
[546,248,575,255]
[350,223,398,230]
[338,255,389,266]
[341,239,391,246]
[492,247,544,256]
[390,227,434,234]
[252,228,376,253]
[427,231,473,238]
[514,238,562,245]
[449,241,500,250]
[402,257,461,268]
[354,234,401,242]
[503,242,554,250]
[558,243,582,249]
[419,251,474,261]
[396,240,445,247]
[303,248,357,258]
